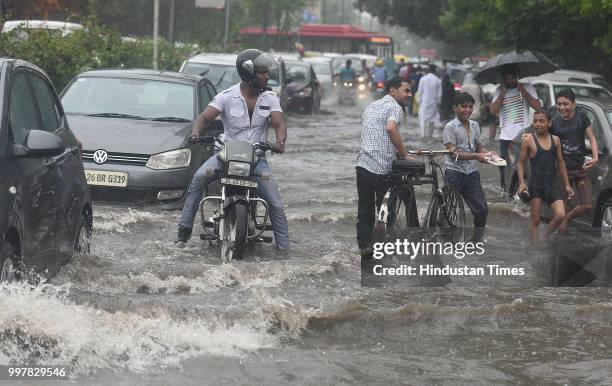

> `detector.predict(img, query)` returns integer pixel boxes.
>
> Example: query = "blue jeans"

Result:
[179,155,290,250]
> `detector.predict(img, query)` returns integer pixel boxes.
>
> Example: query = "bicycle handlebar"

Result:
[408,150,453,156]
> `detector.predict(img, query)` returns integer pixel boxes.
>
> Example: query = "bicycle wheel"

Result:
[425,186,466,242]
[387,187,419,240]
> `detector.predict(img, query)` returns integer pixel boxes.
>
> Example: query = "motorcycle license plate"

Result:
[221,178,257,188]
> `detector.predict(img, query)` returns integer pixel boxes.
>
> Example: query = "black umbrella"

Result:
[475,50,558,84]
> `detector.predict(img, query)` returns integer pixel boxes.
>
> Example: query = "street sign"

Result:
[195,0,224,8]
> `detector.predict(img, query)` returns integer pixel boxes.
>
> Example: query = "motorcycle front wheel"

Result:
[221,202,248,262]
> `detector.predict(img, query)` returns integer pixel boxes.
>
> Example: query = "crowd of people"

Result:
[356,63,599,259]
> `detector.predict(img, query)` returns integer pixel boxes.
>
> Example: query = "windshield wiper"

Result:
[150,116,191,122]
[87,113,146,120]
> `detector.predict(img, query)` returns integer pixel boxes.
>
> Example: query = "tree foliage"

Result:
[357,0,612,78]
[0,24,192,90]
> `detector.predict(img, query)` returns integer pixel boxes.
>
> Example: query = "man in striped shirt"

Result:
[356,76,414,258]
[490,64,541,189]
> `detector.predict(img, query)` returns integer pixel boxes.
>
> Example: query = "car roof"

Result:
[0,57,49,76]
[531,79,605,89]
[2,20,83,32]
[576,97,612,109]
[74,68,203,84]
[303,57,331,64]
[284,59,311,67]
[185,53,237,65]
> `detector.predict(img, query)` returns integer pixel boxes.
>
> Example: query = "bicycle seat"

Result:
[392,159,425,176]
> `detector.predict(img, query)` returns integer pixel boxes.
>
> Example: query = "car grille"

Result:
[89,187,150,204]
[83,151,149,166]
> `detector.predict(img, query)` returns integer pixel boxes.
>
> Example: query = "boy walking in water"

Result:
[517,110,574,243]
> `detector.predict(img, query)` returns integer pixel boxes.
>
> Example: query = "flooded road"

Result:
[1,97,611,385]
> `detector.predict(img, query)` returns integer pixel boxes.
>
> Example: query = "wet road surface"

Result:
[1,96,611,385]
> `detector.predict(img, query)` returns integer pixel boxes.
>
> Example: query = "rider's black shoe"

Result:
[174,226,192,244]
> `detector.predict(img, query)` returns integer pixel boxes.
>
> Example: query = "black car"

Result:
[0,59,92,282]
[60,69,222,210]
[284,60,321,114]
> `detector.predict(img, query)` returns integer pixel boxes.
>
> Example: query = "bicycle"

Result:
[374,150,466,244]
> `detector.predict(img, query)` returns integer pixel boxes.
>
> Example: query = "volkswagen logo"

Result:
[93,149,108,164]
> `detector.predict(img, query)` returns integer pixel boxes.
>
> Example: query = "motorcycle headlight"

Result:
[146,148,191,170]
[358,84,366,91]
[228,161,250,177]
[298,87,312,96]
[357,76,365,83]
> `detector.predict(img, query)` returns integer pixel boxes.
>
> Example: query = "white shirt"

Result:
[209,83,282,143]
[493,83,537,140]
[417,73,442,106]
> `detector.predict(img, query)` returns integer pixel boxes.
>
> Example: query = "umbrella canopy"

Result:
[475,50,557,84]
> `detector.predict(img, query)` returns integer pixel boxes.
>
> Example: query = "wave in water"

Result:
[0,283,275,374]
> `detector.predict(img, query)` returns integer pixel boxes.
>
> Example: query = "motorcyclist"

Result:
[372,58,387,91]
[339,59,356,82]
[175,49,290,252]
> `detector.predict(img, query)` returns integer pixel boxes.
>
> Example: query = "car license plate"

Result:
[85,170,128,187]
[221,177,257,188]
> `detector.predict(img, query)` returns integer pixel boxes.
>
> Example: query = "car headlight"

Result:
[357,76,365,82]
[146,148,191,170]
[228,161,250,177]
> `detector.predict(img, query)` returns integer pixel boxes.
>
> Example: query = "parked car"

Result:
[447,64,470,91]
[1,20,83,38]
[505,98,612,235]
[304,56,333,98]
[284,60,321,114]
[179,52,288,111]
[530,79,612,110]
[0,58,92,283]
[60,69,222,210]
[537,70,612,92]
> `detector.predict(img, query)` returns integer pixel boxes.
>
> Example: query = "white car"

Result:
[179,52,288,111]
[529,79,612,110]
[1,20,83,37]
[537,69,611,91]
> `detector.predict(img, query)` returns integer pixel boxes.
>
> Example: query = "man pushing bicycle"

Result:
[355,76,414,259]
[443,92,498,242]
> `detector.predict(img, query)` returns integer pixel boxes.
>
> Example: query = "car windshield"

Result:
[182,62,280,90]
[448,68,467,84]
[62,77,195,120]
[310,63,331,75]
[593,77,612,91]
[553,85,612,99]
[287,64,310,83]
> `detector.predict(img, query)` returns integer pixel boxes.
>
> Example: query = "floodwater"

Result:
[1,95,610,385]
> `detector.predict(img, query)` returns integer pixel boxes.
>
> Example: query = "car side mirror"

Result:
[14,130,64,157]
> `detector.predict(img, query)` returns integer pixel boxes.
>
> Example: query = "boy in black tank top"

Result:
[517,110,574,243]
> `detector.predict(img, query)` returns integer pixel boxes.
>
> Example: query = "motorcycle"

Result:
[195,136,276,262]
[337,80,356,105]
[373,80,385,99]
